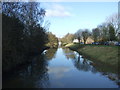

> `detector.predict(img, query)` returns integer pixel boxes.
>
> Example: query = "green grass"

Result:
[67,43,119,67]
[65,43,82,49]
[65,43,75,47]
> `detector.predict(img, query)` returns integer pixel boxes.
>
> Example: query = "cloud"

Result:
[45,4,72,17]
[48,66,72,79]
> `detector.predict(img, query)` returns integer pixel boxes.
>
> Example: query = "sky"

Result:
[41,2,118,38]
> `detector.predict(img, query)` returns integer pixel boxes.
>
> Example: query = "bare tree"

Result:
[92,28,100,42]
[108,24,116,41]
[74,29,82,43]
[106,13,119,36]
[82,29,90,44]
[97,23,109,42]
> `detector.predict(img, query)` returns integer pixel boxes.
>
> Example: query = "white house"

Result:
[73,39,79,43]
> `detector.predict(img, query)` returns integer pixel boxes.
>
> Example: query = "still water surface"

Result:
[3,47,119,88]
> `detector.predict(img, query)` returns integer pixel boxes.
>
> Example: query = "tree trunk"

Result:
[84,39,86,44]
[78,38,80,43]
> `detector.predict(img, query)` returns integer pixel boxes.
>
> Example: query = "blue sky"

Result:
[41,2,118,37]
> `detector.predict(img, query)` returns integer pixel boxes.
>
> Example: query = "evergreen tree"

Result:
[109,24,116,41]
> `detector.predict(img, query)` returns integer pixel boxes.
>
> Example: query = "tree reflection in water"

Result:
[72,54,97,73]
[3,48,120,88]
[62,48,95,72]
[44,48,57,60]
[3,54,50,88]
[62,48,76,60]
[62,48,119,86]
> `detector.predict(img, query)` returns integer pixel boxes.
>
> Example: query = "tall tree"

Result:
[2,13,25,71]
[97,23,109,42]
[74,29,82,43]
[108,24,116,41]
[2,2,46,35]
[82,29,90,44]
[92,28,100,42]
[106,13,119,36]
[2,2,49,72]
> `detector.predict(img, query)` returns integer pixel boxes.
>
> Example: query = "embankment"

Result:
[66,43,119,72]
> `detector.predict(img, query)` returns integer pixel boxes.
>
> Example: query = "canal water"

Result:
[3,47,119,88]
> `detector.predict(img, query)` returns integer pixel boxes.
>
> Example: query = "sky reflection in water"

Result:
[3,48,119,88]
[45,48,118,88]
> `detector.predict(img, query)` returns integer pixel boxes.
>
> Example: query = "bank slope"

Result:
[66,43,119,68]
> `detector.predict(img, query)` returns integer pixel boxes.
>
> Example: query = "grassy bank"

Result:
[66,43,119,69]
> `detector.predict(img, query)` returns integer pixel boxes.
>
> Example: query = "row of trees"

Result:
[92,14,119,43]
[61,13,119,45]
[75,13,119,44]
[74,29,90,44]
[60,30,90,45]
[92,24,116,43]
[2,2,54,72]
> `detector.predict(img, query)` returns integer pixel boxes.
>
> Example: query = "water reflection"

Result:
[63,48,95,72]
[48,66,71,79]
[3,54,49,88]
[44,48,57,60]
[3,47,119,88]
[62,48,119,86]
[62,47,76,60]
[74,57,92,72]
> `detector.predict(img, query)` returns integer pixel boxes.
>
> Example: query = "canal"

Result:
[3,47,119,88]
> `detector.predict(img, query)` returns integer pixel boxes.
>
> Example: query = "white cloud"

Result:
[45,4,72,17]
[48,66,72,79]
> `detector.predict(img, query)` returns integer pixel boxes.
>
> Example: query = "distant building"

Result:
[85,37,94,44]
[73,39,79,43]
